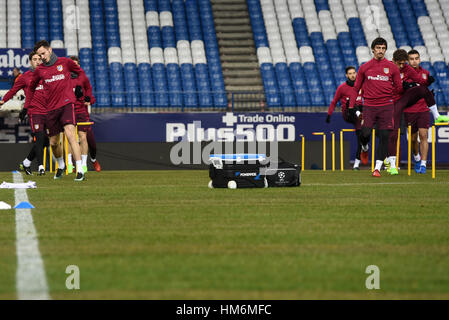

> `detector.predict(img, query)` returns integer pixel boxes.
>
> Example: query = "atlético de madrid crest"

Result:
[34,124,39,130]
[384,68,389,74]
[57,65,63,71]
[422,73,427,79]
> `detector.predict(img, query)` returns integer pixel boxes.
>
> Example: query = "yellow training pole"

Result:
[432,122,449,179]
[49,145,53,172]
[396,128,400,168]
[43,147,47,171]
[340,129,356,171]
[323,134,326,171]
[432,125,436,179]
[300,134,305,171]
[331,131,335,171]
[371,128,375,172]
[340,130,343,171]
[312,132,326,171]
[408,125,411,176]
[65,134,69,175]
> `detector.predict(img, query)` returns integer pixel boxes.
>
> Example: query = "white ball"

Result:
[208,180,214,189]
[227,180,237,189]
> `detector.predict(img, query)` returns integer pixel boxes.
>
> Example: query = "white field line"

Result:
[13,172,50,300]
[305,181,449,186]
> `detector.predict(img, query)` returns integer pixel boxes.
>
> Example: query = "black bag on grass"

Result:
[209,155,267,188]
[264,159,301,187]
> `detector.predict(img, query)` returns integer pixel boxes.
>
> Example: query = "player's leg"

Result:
[87,127,101,172]
[20,141,35,175]
[417,112,430,174]
[402,86,448,122]
[353,130,362,170]
[373,105,395,176]
[49,133,67,179]
[33,131,47,175]
[19,114,38,175]
[417,128,428,173]
[78,130,88,173]
[64,124,84,179]
[66,142,74,173]
[59,103,84,180]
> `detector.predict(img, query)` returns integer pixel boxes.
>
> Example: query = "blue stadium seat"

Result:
[166,64,183,107]
[152,63,169,107]
[260,63,280,107]
[275,63,296,107]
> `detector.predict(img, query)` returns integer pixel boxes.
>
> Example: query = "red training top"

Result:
[403,65,431,113]
[349,58,403,108]
[71,72,96,114]
[328,82,361,116]
[26,57,85,111]
[393,63,429,102]
[2,70,47,115]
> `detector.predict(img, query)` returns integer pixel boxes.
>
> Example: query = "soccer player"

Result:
[0,51,49,175]
[348,37,403,177]
[326,66,368,170]
[386,49,445,174]
[66,55,100,173]
[26,40,86,181]
[403,49,432,173]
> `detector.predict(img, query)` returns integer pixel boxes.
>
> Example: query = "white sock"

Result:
[389,156,397,169]
[375,160,383,171]
[429,105,440,120]
[414,154,421,162]
[354,159,360,168]
[23,158,31,167]
[76,160,83,174]
[90,158,96,163]
[362,144,369,152]
[421,160,427,167]
[38,165,44,172]
[56,157,65,169]
[67,153,73,165]
[82,154,88,167]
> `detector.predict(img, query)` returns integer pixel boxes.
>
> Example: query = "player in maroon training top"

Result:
[386,49,443,174]
[404,50,433,174]
[0,51,49,175]
[326,66,368,170]
[348,37,403,177]
[66,55,100,174]
[26,40,86,181]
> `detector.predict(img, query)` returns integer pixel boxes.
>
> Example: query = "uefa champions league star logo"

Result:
[277,171,285,182]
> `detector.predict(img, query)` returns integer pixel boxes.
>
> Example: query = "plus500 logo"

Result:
[166,122,295,142]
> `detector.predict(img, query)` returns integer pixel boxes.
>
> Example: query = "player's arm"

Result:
[82,74,95,105]
[404,64,427,86]
[326,86,341,122]
[349,67,363,110]
[0,75,26,106]
[392,66,403,96]
[23,69,40,110]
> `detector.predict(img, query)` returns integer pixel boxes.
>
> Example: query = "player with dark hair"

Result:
[26,40,87,181]
[385,48,446,174]
[66,55,100,173]
[402,49,433,173]
[348,37,403,177]
[326,66,368,170]
[0,51,49,175]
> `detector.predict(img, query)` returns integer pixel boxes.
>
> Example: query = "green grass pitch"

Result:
[1,169,449,299]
